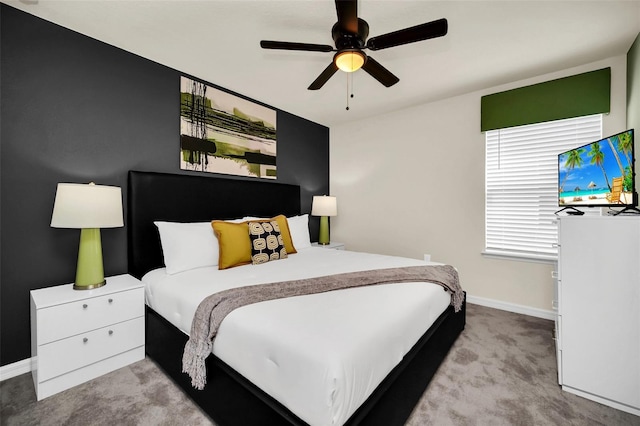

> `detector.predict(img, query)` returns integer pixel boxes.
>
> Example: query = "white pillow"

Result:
[287,214,311,249]
[154,221,218,274]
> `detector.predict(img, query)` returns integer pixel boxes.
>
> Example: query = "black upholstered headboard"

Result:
[127,171,301,279]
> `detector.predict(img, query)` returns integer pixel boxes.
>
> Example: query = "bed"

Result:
[127,170,466,426]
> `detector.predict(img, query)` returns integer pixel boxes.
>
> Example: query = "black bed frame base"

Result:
[146,297,466,426]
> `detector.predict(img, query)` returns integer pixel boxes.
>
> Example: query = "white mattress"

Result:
[143,248,451,426]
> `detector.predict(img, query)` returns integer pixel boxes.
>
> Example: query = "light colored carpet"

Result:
[2,304,638,425]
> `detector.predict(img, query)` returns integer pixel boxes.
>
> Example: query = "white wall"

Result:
[330,55,628,313]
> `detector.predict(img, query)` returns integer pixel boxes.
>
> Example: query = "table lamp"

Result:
[51,182,124,290]
[311,195,337,245]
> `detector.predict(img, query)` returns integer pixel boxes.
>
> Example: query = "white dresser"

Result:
[556,216,640,416]
[30,274,145,400]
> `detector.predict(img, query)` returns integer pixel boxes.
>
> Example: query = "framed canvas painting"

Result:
[180,76,277,179]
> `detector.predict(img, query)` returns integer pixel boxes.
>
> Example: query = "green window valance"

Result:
[481,67,610,132]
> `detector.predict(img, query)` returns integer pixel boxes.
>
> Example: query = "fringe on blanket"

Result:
[182,339,212,390]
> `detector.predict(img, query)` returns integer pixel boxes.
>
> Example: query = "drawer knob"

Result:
[83,337,88,343]
[108,298,113,304]
[108,330,113,336]
[83,304,88,309]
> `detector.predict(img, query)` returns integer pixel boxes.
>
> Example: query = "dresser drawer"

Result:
[37,316,145,382]
[37,287,144,344]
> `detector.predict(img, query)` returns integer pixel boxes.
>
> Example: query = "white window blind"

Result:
[485,114,602,260]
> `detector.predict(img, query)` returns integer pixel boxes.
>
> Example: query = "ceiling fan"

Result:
[260,0,448,90]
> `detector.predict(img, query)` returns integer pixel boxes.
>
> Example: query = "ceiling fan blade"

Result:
[335,0,358,34]
[361,56,399,87]
[366,18,448,51]
[260,40,334,53]
[308,62,339,90]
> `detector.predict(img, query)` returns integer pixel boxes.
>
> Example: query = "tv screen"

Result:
[558,129,635,207]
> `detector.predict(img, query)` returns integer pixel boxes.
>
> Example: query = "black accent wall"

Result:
[0,5,329,366]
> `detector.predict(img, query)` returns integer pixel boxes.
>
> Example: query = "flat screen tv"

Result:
[558,129,635,210]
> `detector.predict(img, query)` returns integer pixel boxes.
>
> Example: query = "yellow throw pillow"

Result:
[211,221,252,270]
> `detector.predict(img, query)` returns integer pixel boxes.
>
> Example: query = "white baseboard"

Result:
[0,358,32,382]
[466,295,557,321]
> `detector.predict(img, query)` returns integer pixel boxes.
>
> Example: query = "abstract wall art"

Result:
[180,76,277,179]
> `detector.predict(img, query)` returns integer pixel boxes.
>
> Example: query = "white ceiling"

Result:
[5,0,640,127]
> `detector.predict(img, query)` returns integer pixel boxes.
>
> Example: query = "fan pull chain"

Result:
[346,72,354,111]
[351,72,355,99]
[346,73,350,110]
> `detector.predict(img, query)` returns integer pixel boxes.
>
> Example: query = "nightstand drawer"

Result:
[37,287,144,344]
[38,316,145,382]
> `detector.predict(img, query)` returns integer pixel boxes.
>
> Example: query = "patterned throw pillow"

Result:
[248,221,288,265]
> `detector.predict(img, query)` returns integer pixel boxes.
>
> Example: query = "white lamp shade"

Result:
[311,195,337,217]
[51,183,124,229]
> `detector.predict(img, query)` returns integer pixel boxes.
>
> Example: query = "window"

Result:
[485,114,603,261]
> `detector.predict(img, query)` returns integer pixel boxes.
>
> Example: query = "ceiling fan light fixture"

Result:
[260,0,447,90]
[334,50,366,72]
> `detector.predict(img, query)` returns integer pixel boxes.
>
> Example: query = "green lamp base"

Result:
[74,228,106,290]
[318,216,330,245]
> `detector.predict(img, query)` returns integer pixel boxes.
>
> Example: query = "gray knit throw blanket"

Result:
[182,264,463,390]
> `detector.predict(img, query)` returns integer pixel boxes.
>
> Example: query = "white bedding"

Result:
[143,247,451,426]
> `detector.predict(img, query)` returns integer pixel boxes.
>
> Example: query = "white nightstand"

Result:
[312,241,345,250]
[30,274,145,400]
